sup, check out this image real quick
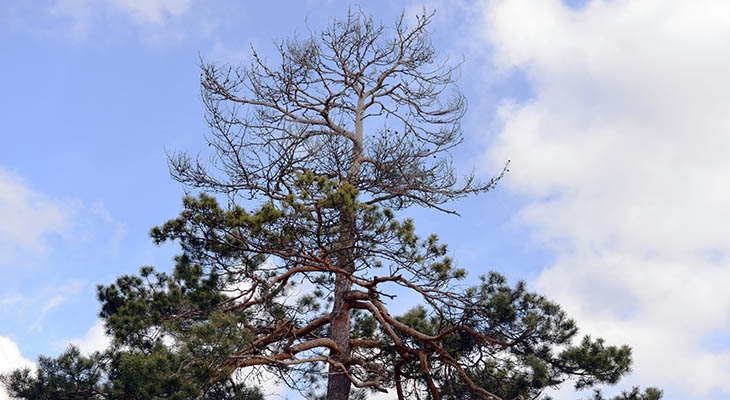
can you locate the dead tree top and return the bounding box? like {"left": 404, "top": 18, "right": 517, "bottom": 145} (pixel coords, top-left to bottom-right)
{"left": 170, "top": 9, "right": 505, "bottom": 214}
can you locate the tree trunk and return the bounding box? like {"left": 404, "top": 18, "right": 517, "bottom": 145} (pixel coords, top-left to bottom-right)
{"left": 326, "top": 92, "right": 365, "bottom": 400}
{"left": 327, "top": 210, "right": 356, "bottom": 400}
{"left": 327, "top": 269, "right": 353, "bottom": 399}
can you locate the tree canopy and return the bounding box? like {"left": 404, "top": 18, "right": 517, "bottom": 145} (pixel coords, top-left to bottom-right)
{"left": 2, "top": 9, "right": 660, "bottom": 400}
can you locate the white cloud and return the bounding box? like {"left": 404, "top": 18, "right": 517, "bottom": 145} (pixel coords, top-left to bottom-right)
{"left": 0, "top": 336, "right": 34, "bottom": 400}
{"left": 54, "top": 0, "right": 192, "bottom": 26}
{"left": 208, "top": 41, "right": 249, "bottom": 65}
{"left": 481, "top": 0, "right": 730, "bottom": 397}
{"left": 31, "top": 295, "right": 70, "bottom": 333}
{"left": 86, "top": 202, "right": 128, "bottom": 255}
{"left": 45, "top": 0, "right": 197, "bottom": 42}
{"left": 0, "top": 294, "right": 23, "bottom": 311}
{"left": 233, "top": 366, "right": 288, "bottom": 398}
{"left": 0, "top": 169, "right": 127, "bottom": 267}
{"left": 67, "top": 320, "right": 111, "bottom": 355}
{"left": 367, "top": 390, "right": 397, "bottom": 400}
{"left": 0, "top": 169, "right": 74, "bottom": 261}
{"left": 106, "top": 0, "right": 192, "bottom": 24}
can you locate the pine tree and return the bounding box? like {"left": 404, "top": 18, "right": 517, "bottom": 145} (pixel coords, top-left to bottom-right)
{"left": 2, "top": 9, "right": 660, "bottom": 400}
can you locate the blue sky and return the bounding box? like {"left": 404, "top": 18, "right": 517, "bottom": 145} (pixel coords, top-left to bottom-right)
{"left": 2, "top": 1, "right": 729, "bottom": 399}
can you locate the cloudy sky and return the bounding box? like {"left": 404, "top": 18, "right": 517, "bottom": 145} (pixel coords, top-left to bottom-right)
{"left": 2, "top": 1, "right": 729, "bottom": 399}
